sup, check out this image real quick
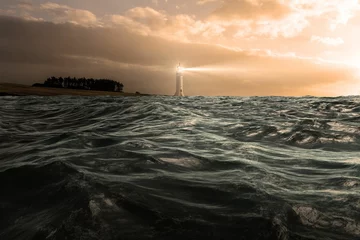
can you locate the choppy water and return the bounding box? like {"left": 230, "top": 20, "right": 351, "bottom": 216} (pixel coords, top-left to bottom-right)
{"left": 0, "top": 96, "right": 360, "bottom": 240}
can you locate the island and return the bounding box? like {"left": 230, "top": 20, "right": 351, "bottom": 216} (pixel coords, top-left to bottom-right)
{"left": 0, "top": 77, "right": 148, "bottom": 97}
{"left": 35, "top": 77, "right": 125, "bottom": 92}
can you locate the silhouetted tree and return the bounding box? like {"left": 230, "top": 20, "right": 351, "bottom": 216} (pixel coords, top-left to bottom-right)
{"left": 42, "top": 76, "right": 124, "bottom": 92}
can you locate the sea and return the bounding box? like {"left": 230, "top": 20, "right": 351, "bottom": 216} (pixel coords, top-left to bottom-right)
{"left": 0, "top": 95, "right": 359, "bottom": 240}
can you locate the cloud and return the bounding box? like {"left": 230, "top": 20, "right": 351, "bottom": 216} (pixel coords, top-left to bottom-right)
{"left": 232, "top": 12, "right": 309, "bottom": 38}
{"left": 104, "top": 14, "right": 150, "bottom": 35}
{"left": 125, "top": 7, "right": 167, "bottom": 30}
{"left": 198, "top": 0, "right": 309, "bottom": 39}
{"left": 0, "top": 1, "right": 41, "bottom": 21}
{"left": 0, "top": 9, "right": 16, "bottom": 16}
{"left": 0, "top": 16, "right": 357, "bottom": 96}
{"left": 107, "top": 7, "right": 226, "bottom": 42}
{"left": 205, "top": 0, "right": 360, "bottom": 38}
{"left": 197, "top": 0, "right": 220, "bottom": 5}
{"left": 311, "top": 36, "right": 344, "bottom": 46}
{"left": 40, "top": 2, "right": 97, "bottom": 26}
{"left": 0, "top": 2, "right": 358, "bottom": 95}
{"left": 290, "top": 0, "right": 360, "bottom": 30}
{"left": 16, "top": 1, "right": 34, "bottom": 11}
{"left": 210, "top": 0, "right": 290, "bottom": 20}
{"left": 1, "top": 1, "right": 359, "bottom": 42}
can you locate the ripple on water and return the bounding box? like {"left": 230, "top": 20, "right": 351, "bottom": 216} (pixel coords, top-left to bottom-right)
{"left": 0, "top": 95, "right": 360, "bottom": 240}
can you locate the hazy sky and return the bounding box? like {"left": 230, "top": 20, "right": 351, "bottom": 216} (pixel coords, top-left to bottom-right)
{"left": 1, "top": 0, "right": 360, "bottom": 96}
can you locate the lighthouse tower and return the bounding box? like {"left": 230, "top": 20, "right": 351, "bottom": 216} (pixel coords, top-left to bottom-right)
{"left": 174, "top": 63, "right": 184, "bottom": 96}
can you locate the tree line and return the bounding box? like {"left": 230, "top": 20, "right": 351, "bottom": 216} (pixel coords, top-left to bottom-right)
{"left": 33, "top": 77, "right": 124, "bottom": 92}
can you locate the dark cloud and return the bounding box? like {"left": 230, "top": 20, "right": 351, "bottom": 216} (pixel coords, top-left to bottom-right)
{"left": 0, "top": 16, "right": 249, "bottom": 66}
{"left": 0, "top": 16, "right": 355, "bottom": 96}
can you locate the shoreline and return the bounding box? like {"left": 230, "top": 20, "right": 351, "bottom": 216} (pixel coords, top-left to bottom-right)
{"left": 0, "top": 83, "right": 150, "bottom": 97}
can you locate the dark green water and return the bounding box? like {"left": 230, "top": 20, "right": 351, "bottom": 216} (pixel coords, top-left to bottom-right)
{"left": 0, "top": 96, "right": 359, "bottom": 240}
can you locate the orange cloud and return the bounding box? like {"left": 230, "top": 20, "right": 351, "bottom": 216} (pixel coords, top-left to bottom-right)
{"left": 1, "top": 16, "right": 358, "bottom": 96}
{"left": 210, "top": 0, "right": 290, "bottom": 20}
{"left": 197, "top": 0, "right": 216, "bottom": 5}
{"left": 2, "top": 1, "right": 359, "bottom": 42}
{"left": 107, "top": 8, "right": 226, "bottom": 43}
{"left": 0, "top": 1, "right": 360, "bottom": 96}
{"left": 311, "top": 36, "right": 344, "bottom": 46}
{"left": 203, "top": 0, "right": 360, "bottom": 38}
{"left": 40, "top": 2, "right": 97, "bottom": 26}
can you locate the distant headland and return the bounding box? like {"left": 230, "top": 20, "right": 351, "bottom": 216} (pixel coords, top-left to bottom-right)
{"left": 0, "top": 77, "right": 148, "bottom": 97}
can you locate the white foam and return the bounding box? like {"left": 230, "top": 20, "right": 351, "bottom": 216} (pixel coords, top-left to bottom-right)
{"left": 89, "top": 200, "right": 101, "bottom": 217}
{"left": 160, "top": 157, "right": 201, "bottom": 168}
{"left": 293, "top": 206, "right": 319, "bottom": 225}
{"left": 293, "top": 205, "right": 360, "bottom": 236}
{"left": 343, "top": 158, "right": 360, "bottom": 165}
{"left": 89, "top": 194, "right": 119, "bottom": 218}
{"left": 104, "top": 198, "right": 114, "bottom": 207}
{"left": 344, "top": 181, "right": 358, "bottom": 187}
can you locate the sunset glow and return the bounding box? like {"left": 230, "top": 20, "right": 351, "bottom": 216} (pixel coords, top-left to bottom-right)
{"left": 1, "top": 0, "right": 360, "bottom": 96}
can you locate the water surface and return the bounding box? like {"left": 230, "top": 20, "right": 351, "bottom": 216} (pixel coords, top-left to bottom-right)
{"left": 0, "top": 96, "right": 360, "bottom": 240}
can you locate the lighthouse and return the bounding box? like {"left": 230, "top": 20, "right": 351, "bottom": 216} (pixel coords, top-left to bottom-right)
{"left": 174, "top": 63, "right": 184, "bottom": 96}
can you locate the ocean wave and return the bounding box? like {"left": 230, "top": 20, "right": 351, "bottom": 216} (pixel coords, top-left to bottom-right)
{"left": 1, "top": 96, "right": 360, "bottom": 239}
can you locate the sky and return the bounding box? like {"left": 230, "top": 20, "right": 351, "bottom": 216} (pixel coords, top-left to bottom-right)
{"left": 1, "top": 0, "right": 360, "bottom": 96}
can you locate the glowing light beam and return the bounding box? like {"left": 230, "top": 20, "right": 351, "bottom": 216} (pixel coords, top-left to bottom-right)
{"left": 182, "top": 66, "right": 248, "bottom": 73}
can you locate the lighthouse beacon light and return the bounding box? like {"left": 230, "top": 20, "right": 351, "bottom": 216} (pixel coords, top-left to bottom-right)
{"left": 174, "top": 63, "right": 185, "bottom": 96}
